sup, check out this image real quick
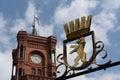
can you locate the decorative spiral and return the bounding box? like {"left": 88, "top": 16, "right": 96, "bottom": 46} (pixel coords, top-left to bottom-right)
{"left": 95, "top": 41, "right": 104, "bottom": 54}
{"left": 56, "top": 41, "right": 111, "bottom": 78}
{"left": 57, "top": 54, "right": 64, "bottom": 63}
{"left": 94, "top": 41, "right": 111, "bottom": 66}
{"left": 57, "top": 54, "right": 68, "bottom": 77}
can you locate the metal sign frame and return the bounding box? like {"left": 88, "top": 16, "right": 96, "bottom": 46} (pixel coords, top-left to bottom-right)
{"left": 56, "top": 15, "right": 120, "bottom": 80}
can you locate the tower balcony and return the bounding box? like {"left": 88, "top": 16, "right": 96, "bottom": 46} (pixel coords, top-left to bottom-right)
{"left": 11, "top": 74, "right": 56, "bottom": 80}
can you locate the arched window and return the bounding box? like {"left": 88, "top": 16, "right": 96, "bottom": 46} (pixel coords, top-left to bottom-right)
{"left": 13, "top": 66, "right": 16, "bottom": 76}
{"left": 20, "top": 45, "right": 24, "bottom": 58}
{"left": 19, "top": 68, "right": 24, "bottom": 76}
{"left": 52, "top": 53, "right": 55, "bottom": 63}
{"left": 38, "top": 69, "right": 41, "bottom": 76}
{"left": 53, "top": 72, "right": 56, "bottom": 77}
{"left": 51, "top": 50, "right": 56, "bottom": 63}
{"left": 31, "top": 68, "right": 35, "bottom": 75}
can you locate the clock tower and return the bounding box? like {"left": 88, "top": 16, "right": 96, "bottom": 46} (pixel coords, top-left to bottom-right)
{"left": 11, "top": 26, "right": 57, "bottom": 80}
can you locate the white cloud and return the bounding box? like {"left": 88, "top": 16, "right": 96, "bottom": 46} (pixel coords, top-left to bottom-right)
{"left": 0, "top": 13, "right": 7, "bottom": 40}
{"left": 0, "top": 12, "right": 13, "bottom": 80}
{"left": 0, "top": 13, "right": 7, "bottom": 29}
{"left": 0, "top": 13, "right": 12, "bottom": 49}
{"left": 36, "top": 23, "right": 54, "bottom": 37}
{"left": 25, "top": 1, "right": 35, "bottom": 24}
{"left": 10, "top": 1, "right": 36, "bottom": 34}
{"left": 54, "top": 0, "right": 98, "bottom": 25}
{"left": 0, "top": 51, "right": 12, "bottom": 80}
{"left": 11, "top": 19, "right": 27, "bottom": 33}
{"left": 91, "top": 2, "right": 118, "bottom": 45}
{"left": 102, "top": 0, "right": 120, "bottom": 10}
{"left": 66, "top": 71, "right": 120, "bottom": 80}
{"left": 53, "top": 0, "right": 119, "bottom": 45}
{"left": 43, "top": 0, "right": 49, "bottom": 5}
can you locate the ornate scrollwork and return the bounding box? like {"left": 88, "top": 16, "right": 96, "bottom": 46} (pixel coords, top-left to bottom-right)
{"left": 93, "top": 41, "right": 111, "bottom": 66}
{"left": 57, "top": 35, "right": 111, "bottom": 78}
{"left": 56, "top": 15, "right": 111, "bottom": 78}
{"left": 57, "top": 53, "right": 75, "bottom": 77}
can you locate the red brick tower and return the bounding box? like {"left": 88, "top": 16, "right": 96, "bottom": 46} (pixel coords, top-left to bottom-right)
{"left": 11, "top": 26, "right": 57, "bottom": 80}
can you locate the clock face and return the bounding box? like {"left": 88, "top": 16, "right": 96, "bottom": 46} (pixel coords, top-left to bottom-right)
{"left": 31, "top": 54, "right": 42, "bottom": 64}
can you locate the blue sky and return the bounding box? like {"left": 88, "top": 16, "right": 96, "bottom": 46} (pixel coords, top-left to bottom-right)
{"left": 0, "top": 0, "right": 120, "bottom": 80}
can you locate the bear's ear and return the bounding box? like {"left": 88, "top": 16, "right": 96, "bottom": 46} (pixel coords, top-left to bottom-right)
{"left": 76, "top": 39, "right": 80, "bottom": 43}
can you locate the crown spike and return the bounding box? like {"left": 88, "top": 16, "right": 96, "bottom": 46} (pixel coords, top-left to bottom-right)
{"left": 63, "top": 15, "right": 92, "bottom": 40}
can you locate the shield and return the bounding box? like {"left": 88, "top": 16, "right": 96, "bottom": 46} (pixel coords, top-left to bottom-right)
{"left": 63, "top": 31, "right": 97, "bottom": 70}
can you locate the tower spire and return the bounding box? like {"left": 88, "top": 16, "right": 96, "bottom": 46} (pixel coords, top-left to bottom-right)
{"left": 31, "top": 12, "right": 39, "bottom": 35}
{"left": 32, "top": 25, "right": 37, "bottom": 35}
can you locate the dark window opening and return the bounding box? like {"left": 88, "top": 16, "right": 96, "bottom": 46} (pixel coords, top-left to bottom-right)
{"left": 31, "top": 68, "right": 35, "bottom": 75}
{"left": 20, "top": 45, "right": 24, "bottom": 58}
{"left": 53, "top": 72, "right": 56, "bottom": 77}
{"left": 48, "top": 73, "right": 52, "bottom": 77}
{"left": 50, "top": 50, "right": 56, "bottom": 64}
{"left": 19, "top": 68, "right": 24, "bottom": 76}
{"left": 38, "top": 69, "right": 41, "bottom": 76}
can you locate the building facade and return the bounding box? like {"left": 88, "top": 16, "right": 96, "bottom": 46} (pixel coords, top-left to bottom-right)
{"left": 11, "top": 29, "right": 57, "bottom": 80}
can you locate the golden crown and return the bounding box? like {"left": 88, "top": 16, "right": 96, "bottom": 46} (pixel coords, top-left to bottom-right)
{"left": 64, "top": 15, "right": 92, "bottom": 40}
